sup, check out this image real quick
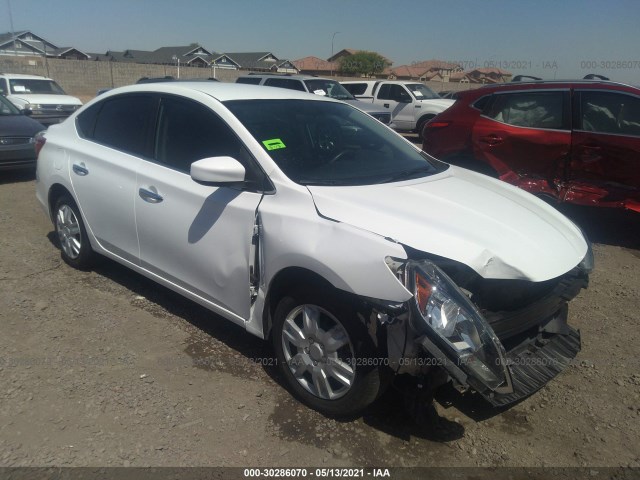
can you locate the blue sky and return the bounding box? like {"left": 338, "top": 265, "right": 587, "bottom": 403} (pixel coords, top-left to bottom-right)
{"left": 5, "top": 0, "right": 640, "bottom": 82}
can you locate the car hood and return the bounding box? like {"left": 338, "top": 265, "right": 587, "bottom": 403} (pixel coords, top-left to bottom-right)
{"left": 415, "top": 98, "right": 455, "bottom": 109}
{"left": 7, "top": 94, "right": 82, "bottom": 106}
{"left": 307, "top": 167, "right": 588, "bottom": 282}
{"left": 0, "top": 114, "right": 45, "bottom": 136}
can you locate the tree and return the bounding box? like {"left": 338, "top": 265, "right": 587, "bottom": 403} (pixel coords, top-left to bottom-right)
{"left": 338, "top": 51, "right": 389, "bottom": 77}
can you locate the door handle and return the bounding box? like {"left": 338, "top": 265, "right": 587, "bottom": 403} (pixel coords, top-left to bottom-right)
{"left": 72, "top": 163, "right": 89, "bottom": 176}
{"left": 581, "top": 144, "right": 601, "bottom": 150}
{"left": 138, "top": 187, "right": 163, "bottom": 204}
{"left": 383, "top": 103, "right": 390, "bottom": 108}
{"left": 479, "top": 134, "right": 504, "bottom": 146}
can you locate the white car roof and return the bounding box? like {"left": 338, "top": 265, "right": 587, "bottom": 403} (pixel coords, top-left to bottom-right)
{"left": 102, "top": 82, "right": 341, "bottom": 103}
{"left": 0, "top": 73, "right": 53, "bottom": 80}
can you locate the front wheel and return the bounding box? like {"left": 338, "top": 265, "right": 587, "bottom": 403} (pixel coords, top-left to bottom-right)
{"left": 272, "top": 291, "right": 389, "bottom": 417}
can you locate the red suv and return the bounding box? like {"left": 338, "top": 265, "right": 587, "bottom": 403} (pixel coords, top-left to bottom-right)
{"left": 422, "top": 80, "right": 640, "bottom": 212}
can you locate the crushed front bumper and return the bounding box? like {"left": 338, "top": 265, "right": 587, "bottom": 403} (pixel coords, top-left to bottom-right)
{"left": 391, "top": 258, "right": 588, "bottom": 408}
{"left": 488, "top": 324, "right": 580, "bottom": 407}
{"left": 413, "top": 308, "right": 581, "bottom": 407}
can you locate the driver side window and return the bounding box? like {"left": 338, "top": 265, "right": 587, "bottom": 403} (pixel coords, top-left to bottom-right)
{"left": 154, "top": 96, "right": 263, "bottom": 183}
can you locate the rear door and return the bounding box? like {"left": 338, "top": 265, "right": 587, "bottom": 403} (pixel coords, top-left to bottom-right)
{"left": 471, "top": 90, "right": 570, "bottom": 195}
{"left": 570, "top": 89, "right": 640, "bottom": 209}
{"left": 70, "top": 94, "right": 158, "bottom": 263}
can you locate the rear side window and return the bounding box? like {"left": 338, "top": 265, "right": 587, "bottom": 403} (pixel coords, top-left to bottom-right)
{"left": 342, "top": 83, "right": 367, "bottom": 95}
{"left": 472, "top": 95, "right": 492, "bottom": 111}
{"left": 483, "top": 91, "right": 566, "bottom": 129}
{"left": 579, "top": 91, "right": 640, "bottom": 136}
{"left": 236, "top": 77, "right": 262, "bottom": 85}
{"left": 264, "top": 78, "right": 306, "bottom": 92}
{"left": 92, "top": 95, "right": 158, "bottom": 156}
{"left": 76, "top": 103, "right": 101, "bottom": 138}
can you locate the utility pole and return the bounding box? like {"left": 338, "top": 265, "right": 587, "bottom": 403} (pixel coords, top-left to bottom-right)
{"left": 7, "top": 0, "right": 17, "bottom": 56}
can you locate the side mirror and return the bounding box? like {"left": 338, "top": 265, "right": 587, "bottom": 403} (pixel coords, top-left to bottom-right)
{"left": 22, "top": 109, "right": 33, "bottom": 116}
{"left": 190, "top": 156, "right": 245, "bottom": 184}
{"left": 398, "top": 93, "right": 412, "bottom": 103}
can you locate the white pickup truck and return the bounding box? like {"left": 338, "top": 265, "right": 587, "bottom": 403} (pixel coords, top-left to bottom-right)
{"left": 341, "top": 80, "right": 454, "bottom": 137}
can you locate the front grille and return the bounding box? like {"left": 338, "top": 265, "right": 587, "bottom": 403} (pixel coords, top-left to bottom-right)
{"left": 481, "top": 267, "right": 588, "bottom": 340}
{"left": 32, "top": 105, "right": 78, "bottom": 116}
{"left": 0, "top": 137, "right": 32, "bottom": 146}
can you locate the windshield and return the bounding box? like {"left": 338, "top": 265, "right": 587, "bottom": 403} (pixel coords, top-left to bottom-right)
{"left": 304, "top": 79, "right": 354, "bottom": 100}
{"left": 9, "top": 79, "right": 66, "bottom": 95}
{"left": 406, "top": 83, "right": 440, "bottom": 100}
{"left": 0, "top": 95, "right": 20, "bottom": 115}
{"left": 225, "top": 99, "right": 447, "bottom": 186}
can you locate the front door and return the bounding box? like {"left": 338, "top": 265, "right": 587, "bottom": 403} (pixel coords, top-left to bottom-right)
{"left": 135, "top": 95, "right": 264, "bottom": 321}
{"left": 377, "top": 84, "right": 414, "bottom": 130}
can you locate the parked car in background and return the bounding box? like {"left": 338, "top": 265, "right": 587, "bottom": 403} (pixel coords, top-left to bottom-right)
{"left": 422, "top": 79, "right": 640, "bottom": 212}
{"left": 0, "top": 94, "right": 45, "bottom": 170}
{"left": 0, "top": 74, "right": 82, "bottom": 126}
{"left": 36, "top": 82, "right": 592, "bottom": 417}
{"left": 236, "top": 73, "right": 392, "bottom": 125}
{"left": 136, "top": 76, "right": 220, "bottom": 84}
{"left": 340, "top": 80, "right": 454, "bottom": 138}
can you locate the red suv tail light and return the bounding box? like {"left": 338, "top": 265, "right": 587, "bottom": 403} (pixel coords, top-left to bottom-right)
{"left": 34, "top": 132, "right": 46, "bottom": 157}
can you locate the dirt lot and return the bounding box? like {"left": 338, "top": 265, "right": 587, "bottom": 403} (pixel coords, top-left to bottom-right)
{"left": 0, "top": 169, "right": 639, "bottom": 469}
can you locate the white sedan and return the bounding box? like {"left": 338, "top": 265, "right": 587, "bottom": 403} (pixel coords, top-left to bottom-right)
{"left": 35, "top": 82, "right": 592, "bottom": 417}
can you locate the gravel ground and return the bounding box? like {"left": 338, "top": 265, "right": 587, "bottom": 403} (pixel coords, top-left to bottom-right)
{"left": 0, "top": 170, "right": 639, "bottom": 468}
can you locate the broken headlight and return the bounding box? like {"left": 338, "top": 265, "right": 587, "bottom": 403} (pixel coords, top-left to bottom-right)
{"left": 407, "top": 261, "right": 511, "bottom": 392}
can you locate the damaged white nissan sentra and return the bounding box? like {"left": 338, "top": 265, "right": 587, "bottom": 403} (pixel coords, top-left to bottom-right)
{"left": 35, "top": 82, "right": 592, "bottom": 417}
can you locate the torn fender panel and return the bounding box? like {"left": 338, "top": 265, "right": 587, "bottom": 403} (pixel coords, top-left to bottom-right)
{"left": 308, "top": 167, "right": 588, "bottom": 282}
{"left": 245, "top": 187, "right": 412, "bottom": 338}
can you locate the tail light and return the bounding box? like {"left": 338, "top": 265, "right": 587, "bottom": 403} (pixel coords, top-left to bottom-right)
{"left": 34, "top": 131, "right": 46, "bottom": 157}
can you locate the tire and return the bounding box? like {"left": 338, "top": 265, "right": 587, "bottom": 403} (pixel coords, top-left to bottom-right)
{"left": 416, "top": 115, "right": 435, "bottom": 141}
{"left": 53, "top": 194, "right": 95, "bottom": 269}
{"left": 272, "top": 290, "right": 389, "bottom": 417}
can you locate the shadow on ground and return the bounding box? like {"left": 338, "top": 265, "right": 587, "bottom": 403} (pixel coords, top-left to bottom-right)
{"left": 0, "top": 169, "right": 35, "bottom": 185}
{"left": 47, "top": 232, "right": 475, "bottom": 445}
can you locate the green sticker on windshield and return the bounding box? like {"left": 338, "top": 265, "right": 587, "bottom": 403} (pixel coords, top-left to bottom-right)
{"left": 262, "top": 138, "right": 286, "bottom": 151}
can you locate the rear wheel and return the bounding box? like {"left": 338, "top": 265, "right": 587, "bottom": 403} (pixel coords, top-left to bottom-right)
{"left": 417, "top": 115, "right": 436, "bottom": 141}
{"left": 272, "top": 290, "right": 389, "bottom": 417}
{"left": 54, "top": 194, "right": 95, "bottom": 269}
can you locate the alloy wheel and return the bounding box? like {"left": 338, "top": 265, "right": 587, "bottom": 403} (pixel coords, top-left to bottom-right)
{"left": 281, "top": 304, "right": 356, "bottom": 400}
{"left": 56, "top": 204, "right": 82, "bottom": 260}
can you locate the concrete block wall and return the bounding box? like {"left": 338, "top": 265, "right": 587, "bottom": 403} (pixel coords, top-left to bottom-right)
{"left": 1, "top": 55, "right": 478, "bottom": 103}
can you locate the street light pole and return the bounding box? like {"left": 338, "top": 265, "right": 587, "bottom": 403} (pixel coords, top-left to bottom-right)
{"left": 331, "top": 31, "right": 340, "bottom": 77}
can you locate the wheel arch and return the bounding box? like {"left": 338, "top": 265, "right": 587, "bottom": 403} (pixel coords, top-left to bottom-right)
{"left": 417, "top": 113, "right": 437, "bottom": 138}
{"left": 262, "top": 266, "right": 342, "bottom": 340}
{"left": 47, "top": 183, "right": 74, "bottom": 223}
